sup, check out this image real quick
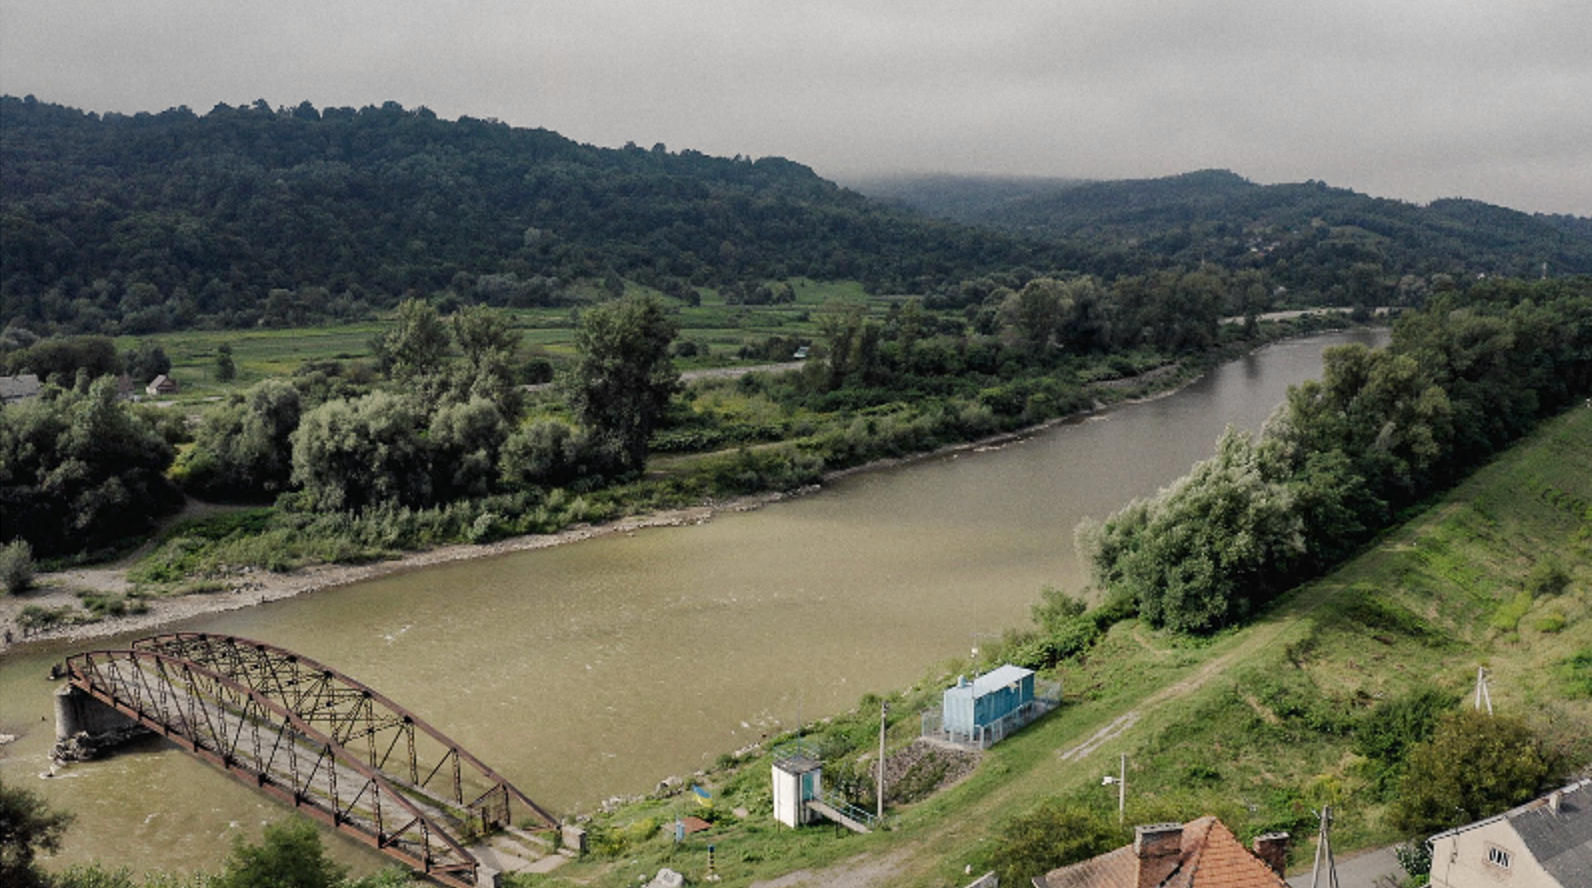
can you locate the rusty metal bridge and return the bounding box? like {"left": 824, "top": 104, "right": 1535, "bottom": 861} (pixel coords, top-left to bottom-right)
{"left": 63, "top": 633, "right": 557, "bottom": 886}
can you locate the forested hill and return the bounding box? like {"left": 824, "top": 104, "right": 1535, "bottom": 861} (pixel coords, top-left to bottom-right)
{"left": 859, "top": 169, "right": 1592, "bottom": 287}
{"left": 0, "top": 96, "right": 1103, "bottom": 333}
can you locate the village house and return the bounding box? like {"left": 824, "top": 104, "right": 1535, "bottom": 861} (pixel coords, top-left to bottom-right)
{"left": 1427, "top": 778, "right": 1592, "bottom": 888}
{"left": 1033, "top": 817, "right": 1289, "bottom": 888}
{"left": 145, "top": 373, "right": 179, "bottom": 396}
{"left": 0, "top": 373, "right": 42, "bottom": 404}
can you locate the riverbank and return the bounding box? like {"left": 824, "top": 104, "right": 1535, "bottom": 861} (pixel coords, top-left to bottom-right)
{"left": 0, "top": 317, "right": 1354, "bottom": 655}
{"left": 0, "top": 413, "right": 1081, "bottom": 654}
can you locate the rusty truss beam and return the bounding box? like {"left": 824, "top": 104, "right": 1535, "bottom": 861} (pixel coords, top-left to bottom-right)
{"left": 66, "top": 633, "right": 556, "bottom": 887}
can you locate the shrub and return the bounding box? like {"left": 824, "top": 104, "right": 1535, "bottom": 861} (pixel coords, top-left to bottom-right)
{"left": 1389, "top": 710, "right": 1555, "bottom": 833}
{"left": 1490, "top": 590, "right": 1533, "bottom": 632}
{"left": 0, "top": 538, "right": 35, "bottom": 594}
{"left": 1527, "top": 557, "right": 1572, "bottom": 598}
{"left": 981, "top": 800, "right": 1124, "bottom": 886}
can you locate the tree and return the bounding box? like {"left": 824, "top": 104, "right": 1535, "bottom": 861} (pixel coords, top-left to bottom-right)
{"left": 1089, "top": 429, "right": 1306, "bottom": 633}
{"left": 448, "top": 304, "right": 522, "bottom": 416}
{"left": 290, "top": 391, "right": 430, "bottom": 511}
{"left": 499, "top": 418, "right": 591, "bottom": 489}
{"left": 560, "top": 293, "right": 679, "bottom": 471}
{"left": 0, "top": 539, "right": 34, "bottom": 595}
{"left": 427, "top": 396, "right": 508, "bottom": 500}
{"left": 982, "top": 800, "right": 1123, "bottom": 886}
{"left": 215, "top": 342, "right": 236, "bottom": 382}
{"left": 122, "top": 341, "right": 171, "bottom": 383}
{"left": 177, "top": 379, "right": 302, "bottom": 500}
{"left": 0, "top": 376, "right": 182, "bottom": 556}
{"left": 1389, "top": 710, "right": 1555, "bottom": 834}
{"left": 373, "top": 298, "right": 448, "bottom": 381}
{"left": 213, "top": 817, "right": 347, "bottom": 888}
{"left": 1, "top": 776, "right": 74, "bottom": 888}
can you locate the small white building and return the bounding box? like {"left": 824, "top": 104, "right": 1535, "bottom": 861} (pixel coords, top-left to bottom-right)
{"left": 771, "top": 742, "right": 822, "bottom": 828}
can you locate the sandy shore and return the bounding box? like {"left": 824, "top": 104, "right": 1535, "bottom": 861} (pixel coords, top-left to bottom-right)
{"left": 0, "top": 495, "right": 786, "bottom": 655}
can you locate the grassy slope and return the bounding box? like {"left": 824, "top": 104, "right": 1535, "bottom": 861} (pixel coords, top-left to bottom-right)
{"left": 541, "top": 405, "right": 1592, "bottom": 887}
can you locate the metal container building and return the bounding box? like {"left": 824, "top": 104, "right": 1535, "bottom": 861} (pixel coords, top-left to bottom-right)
{"left": 941, "top": 664, "right": 1037, "bottom": 747}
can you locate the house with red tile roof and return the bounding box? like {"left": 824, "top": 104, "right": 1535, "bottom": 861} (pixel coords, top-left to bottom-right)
{"left": 1033, "top": 817, "right": 1290, "bottom": 888}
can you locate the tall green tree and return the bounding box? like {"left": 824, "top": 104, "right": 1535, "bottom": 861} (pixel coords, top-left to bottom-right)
{"left": 215, "top": 342, "right": 236, "bottom": 382}
{"left": 290, "top": 391, "right": 430, "bottom": 511}
{"left": 372, "top": 298, "right": 448, "bottom": 381}
{"left": 0, "top": 376, "right": 181, "bottom": 555}
{"left": 560, "top": 293, "right": 679, "bottom": 471}
{"left": 213, "top": 818, "right": 347, "bottom": 888}
{"left": 448, "top": 304, "right": 522, "bottom": 416}
{"left": 1089, "top": 429, "right": 1305, "bottom": 633}
{"left": 176, "top": 379, "right": 302, "bottom": 500}
{"left": 1, "top": 777, "right": 74, "bottom": 888}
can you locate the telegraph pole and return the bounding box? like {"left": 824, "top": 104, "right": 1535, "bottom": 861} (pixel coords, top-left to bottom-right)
{"left": 1311, "top": 806, "right": 1339, "bottom": 888}
{"left": 877, "top": 699, "right": 888, "bottom": 821}
{"left": 1102, "top": 753, "right": 1126, "bottom": 824}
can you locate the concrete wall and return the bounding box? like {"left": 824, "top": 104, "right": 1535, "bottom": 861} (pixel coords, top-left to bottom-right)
{"left": 54, "top": 684, "right": 137, "bottom": 740}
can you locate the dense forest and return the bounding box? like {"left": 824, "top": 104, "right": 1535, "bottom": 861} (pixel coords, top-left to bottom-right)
{"left": 858, "top": 169, "right": 1592, "bottom": 294}
{"left": 0, "top": 96, "right": 1104, "bottom": 333}
{"left": 7, "top": 96, "right": 1591, "bottom": 338}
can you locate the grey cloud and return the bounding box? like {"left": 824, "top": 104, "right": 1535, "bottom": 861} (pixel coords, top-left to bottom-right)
{"left": 1, "top": 0, "right": 1587, "bottom": 213}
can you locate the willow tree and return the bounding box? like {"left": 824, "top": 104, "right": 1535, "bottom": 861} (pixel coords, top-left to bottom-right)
{"left": 560, "top": 293, "right": 679, "bottom": 472}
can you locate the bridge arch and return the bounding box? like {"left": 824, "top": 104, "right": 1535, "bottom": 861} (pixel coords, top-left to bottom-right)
{"left": 65, "top": 633, "right": 556, "bottom": 886}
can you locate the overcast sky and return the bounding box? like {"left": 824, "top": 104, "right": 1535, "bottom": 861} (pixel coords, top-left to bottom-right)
{"left": 3, "top": 1, "right": 1589, "bottom": 215}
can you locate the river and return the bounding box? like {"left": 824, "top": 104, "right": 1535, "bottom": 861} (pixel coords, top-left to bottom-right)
{"left": 0, "top": 328, "right": 1387, "bottom": 876}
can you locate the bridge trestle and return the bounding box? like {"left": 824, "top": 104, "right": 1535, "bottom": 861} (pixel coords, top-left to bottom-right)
{"left": 66, "top": 633, "right": 556, "bottom": 887}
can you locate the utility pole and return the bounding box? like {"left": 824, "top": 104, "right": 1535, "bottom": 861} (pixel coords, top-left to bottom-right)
{"left": 1474, "top": 666, "right": 1493, "bottom": 715}
{"left": 1101, "top": 753, "right": 1125, "bottom": 824}
{"left": 877, "top": 699, "right": 888, "bottom": 822}
{"left": 1310, "top": 805, "right": 1339, "bottom": 888}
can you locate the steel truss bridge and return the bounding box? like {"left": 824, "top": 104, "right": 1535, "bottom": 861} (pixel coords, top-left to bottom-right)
{"left": 64, "top": 633, "right": 557, "bottom": 886}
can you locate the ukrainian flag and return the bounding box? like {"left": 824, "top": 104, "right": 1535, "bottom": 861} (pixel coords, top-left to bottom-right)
{"left": 692, "top": 785, "right": 713, "bottom": 807}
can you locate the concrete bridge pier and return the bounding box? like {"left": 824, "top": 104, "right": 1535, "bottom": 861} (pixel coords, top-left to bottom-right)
{"left": 53, "top": 684, "right": 145, "bottom": 760}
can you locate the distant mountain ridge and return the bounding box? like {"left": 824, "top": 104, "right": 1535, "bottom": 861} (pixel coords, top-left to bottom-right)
{"left": 4, "top": 94, "right": 1588, "bottom": 335}
{"left": 855, "top": 169, "right": 1592, "bottom": 283}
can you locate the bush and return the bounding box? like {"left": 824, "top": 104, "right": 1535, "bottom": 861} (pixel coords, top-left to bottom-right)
{"left": 981, "top": 800, "right": 1124, "bottom": 886}
{"left": 0, "top": 539, "right": 35, "bottom": 594}
{"left": 1527, "top": 557, "right": 1572, "bottom": 598}
{"left": 1389, "top": 710, "right": 1555, "bottom": 833}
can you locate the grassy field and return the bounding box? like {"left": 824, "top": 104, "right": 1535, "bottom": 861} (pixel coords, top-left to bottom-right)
{"left": 112, "top": 278, "right": 875, "bottom": 401}
{"left": 531, "top": 405, "right": 1592, "bottom": 887}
